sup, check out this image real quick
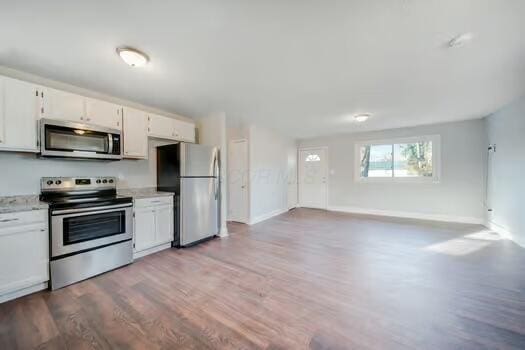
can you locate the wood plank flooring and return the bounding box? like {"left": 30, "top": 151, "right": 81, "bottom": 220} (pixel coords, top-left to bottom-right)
{"left": 1, "top": 208, "right": 525, "bottom": 349}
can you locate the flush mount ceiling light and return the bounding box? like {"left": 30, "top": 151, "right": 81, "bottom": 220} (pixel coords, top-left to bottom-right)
{"left": 448, "top": 33, "right": 474, "bottom": 48}
{"left": 116, "top": 47, "right": 149, "bottom": 67}
{"left": 354, "top": 114, "right": 371, "bottom": 122}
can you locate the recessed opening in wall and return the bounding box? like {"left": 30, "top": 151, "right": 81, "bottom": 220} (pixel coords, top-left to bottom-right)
{"left": 355, "top": 135, "right": 441, "bottom": 182}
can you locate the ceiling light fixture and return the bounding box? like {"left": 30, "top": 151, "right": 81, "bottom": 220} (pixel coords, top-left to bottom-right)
{"left": 354, "top": 114, "right": 370, "bottom": 122}
{"left": 448, "top": 33, "right": 474, "bottom": 48}
{"left": 116, "top": 47, "right": 149, "bottom": 67}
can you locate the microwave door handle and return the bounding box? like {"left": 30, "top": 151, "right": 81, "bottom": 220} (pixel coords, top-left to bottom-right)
{"left": 108, "top": 133, "right": 113, "bottom": 154}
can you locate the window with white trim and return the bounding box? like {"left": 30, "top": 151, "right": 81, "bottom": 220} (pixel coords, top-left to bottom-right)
{"left": 355, "top": 135, "right": 440, "bottom": 182}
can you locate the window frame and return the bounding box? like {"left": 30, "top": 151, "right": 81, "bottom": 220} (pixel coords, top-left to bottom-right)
{"left": 354, "top": 135, "right": 441, "bottom": 183}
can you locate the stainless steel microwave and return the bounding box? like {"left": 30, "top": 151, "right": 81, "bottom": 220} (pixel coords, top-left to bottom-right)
{"left": 40, "top": 119, "right": 122, "bottom": 160}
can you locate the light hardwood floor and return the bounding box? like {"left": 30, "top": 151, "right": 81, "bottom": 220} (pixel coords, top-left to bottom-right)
{"left": 1, "top": 208, "right": 524, "bottom": 349}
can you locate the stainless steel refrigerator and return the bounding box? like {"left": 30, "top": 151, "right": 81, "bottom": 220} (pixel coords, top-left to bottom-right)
{"left": 157, "top": 143, "right": 220, "bottom": 247}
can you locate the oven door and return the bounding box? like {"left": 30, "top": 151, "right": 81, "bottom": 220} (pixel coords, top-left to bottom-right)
{"left": 40, "top": 119, "right": 122, "bottom": 160}
{"left": 50, "top": 203, "right": 133, "bottom": 258}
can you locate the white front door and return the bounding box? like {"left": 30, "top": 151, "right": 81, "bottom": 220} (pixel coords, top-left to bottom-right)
{"left": 228, "top": 139, "right": 249, "bottom": 223}
{"left": 299, "top": 148, "right": 328, "bottom": 209}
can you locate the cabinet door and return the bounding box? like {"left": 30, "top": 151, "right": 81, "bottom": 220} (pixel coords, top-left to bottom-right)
{"left": 0, "top": 224, "right": 48, "bottom": 296}
{"left": 85, "top": 98, "right": 122, "bottom": 129}
{"left": 148, "top": 114, "right": 175, "bottom": 140}
{"left": 134, "top": 208, "right": 156, "bottom": 252}
{"left": 174, "top": 120, "right": 195, "bottom": 143}
{"left": 42, "top": 88, "right": 85, "bottom": 122}
{"left": 123, "top": 107, "right": 148, "bottom": 159}
{"left": 155, "top": 205, "right": 174, "bottom": 244}
{"left": 0, "top": 77, "right": 40, "bottom": 151}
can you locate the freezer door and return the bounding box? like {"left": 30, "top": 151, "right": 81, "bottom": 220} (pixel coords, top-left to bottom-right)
{"left": 180, "top": 143, "right": 219, "bottom": 177}
{"left": 180, "top": 177, "right": 219, "bottom": 245}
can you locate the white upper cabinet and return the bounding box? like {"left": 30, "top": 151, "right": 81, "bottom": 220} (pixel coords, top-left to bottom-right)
{"left": 174, "top": 119, "right": 196, "bottom": 143}
{"left": 41, "top": 88, "right": 86, "bottom": 123}
{"left": 147, "top": 114, "right": 175, "bottom": 139}
{"left": 85, "top": 98, "right": 122, "bottom": 130}
{"left": 123, "top": 107, "right": 148, "bottom": 159}
{"left": 0, "top": 76, "right": 41, "bottom": 152}
{"left": 0, "top": 74, "right": 196, "bottom": 154}
{"left": 148, "top": 113, "right": 195, "bottom": 142}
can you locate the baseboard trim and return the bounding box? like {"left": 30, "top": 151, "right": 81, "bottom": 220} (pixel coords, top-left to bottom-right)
{"left": 249, "top": 208, "right": 289, "bottom": 225}
{"left": 219, "top": 225, "right": 229, "bottom": 237}
{"left": 133, "top": 242, "right": 172, "bottom": 260}
{"left": 485, "top": 220, "right": 525, "bottom": 247}
{"left": 327, "top": 206, "right": 485, "bottom": 225}
{"left": 0, "top": 282, "right": 48, "bottom": 304}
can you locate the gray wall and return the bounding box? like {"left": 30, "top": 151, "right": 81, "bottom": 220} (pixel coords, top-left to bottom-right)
{"left": 298, "top": 119, "right": 487, "bottom": 222}
{"left": 0, "top": 139, "right": 173, "bottom": 196}
{"left": 249, "top": 125, "right": 296, "bottom": 223}
{"left": 486, "top": 96, "right": 525, "bottom": 246}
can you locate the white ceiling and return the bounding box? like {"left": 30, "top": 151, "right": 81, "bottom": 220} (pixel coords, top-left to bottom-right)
{"left": 1, "top": 0, "right": 524, "bottom": 138}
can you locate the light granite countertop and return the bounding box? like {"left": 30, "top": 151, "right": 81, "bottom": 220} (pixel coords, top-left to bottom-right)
{"left": 0, "top": 195, "right": 49, "bottom": 214}
{"left": 117, "top": 188, "right": 175, "bottom": 200}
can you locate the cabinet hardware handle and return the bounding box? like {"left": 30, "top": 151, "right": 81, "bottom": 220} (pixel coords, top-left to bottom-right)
{"left": 0, "top": 218, "right": 19, "bottom": 223}
{"left": 117, "top": 121, "right": 120, "bottom": 126}
{"left": 80, "top": 117, "right": 84, "bottom": 120}
{"left": 36, "top": 90, "right": 39, "bottom": 96}
{"left": 40, "top": 229, "right": 46, "bottom": 232}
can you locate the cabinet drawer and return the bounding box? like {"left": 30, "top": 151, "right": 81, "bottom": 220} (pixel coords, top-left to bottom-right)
{"left": 0, "top": 210, "right": 47, "bottom": 230}
{"left": 134, "top": 196, "right": 173, "bottom": 208}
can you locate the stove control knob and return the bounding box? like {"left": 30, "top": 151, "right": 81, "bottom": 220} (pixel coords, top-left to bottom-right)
{"left": 55, "top": 180, "right": 62, "bottom": 185}
{"left": 96, "top": 179, "right": 101, "bottom": 184}
{"left": 108, "top": 179, "right": 114, "bottom": 184}
{"left": 46, "top": 180, "right": 53, "bottom": 186}
{"left": 102, "top": 179, "right": 108, "bottom": 184}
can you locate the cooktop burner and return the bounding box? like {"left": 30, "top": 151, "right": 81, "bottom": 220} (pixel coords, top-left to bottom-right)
{"left": 40, "top": 176, "right": 132, "bottom": 209}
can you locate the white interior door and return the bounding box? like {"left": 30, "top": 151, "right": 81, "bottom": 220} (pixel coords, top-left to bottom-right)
{"left": 287, "top": 147, "right": 298, "bottom": 209}
{"left": 228, "top": 139, "right": 249, "bottom": 223}
{"left": 299, "top": 148, "right": 328, "bottom": 209}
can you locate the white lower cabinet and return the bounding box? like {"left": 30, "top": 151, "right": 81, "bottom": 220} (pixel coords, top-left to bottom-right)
{"left": 134, "top": 207, "right": 157, "bottom": 252}
{"left": 133, "top": 196, "right": 174, "bottom": 258}
{"left": 0, "top": 210, "right": 49, "bottom": 303}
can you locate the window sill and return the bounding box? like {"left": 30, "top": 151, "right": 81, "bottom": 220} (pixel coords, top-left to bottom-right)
{"left": 355, "top": 177, "right": 440, "bottom": 184}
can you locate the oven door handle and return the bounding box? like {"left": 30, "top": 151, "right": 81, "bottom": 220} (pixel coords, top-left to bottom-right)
{"left": 51, "top": 203, "right": 132, "bottom": 216}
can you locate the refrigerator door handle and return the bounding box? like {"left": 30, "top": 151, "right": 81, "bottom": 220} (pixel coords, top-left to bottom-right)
{"left": 213, "top": 151, "right": 220, "bottom": 200}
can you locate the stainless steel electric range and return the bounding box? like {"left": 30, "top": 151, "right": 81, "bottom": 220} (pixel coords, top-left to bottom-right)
{"left": 40, "top": 177, "right": 133, "bottom": 290}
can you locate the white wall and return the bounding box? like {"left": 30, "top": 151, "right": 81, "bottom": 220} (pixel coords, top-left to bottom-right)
{"left": 486, "top": 96, "right": 525, "bottom": 246}
{"left": 298, "top": 119, "right": 487, "bottom": 223}
{"left": 248, "top": 125, "right": 297, "bottom": 224}
{"left": 0, "top": 139, "right": 174, "bottom": 196}
{"left": 198, "top": 112, "right": 228, "bottom": 235}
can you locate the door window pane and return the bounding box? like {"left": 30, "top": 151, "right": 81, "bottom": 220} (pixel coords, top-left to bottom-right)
{"left": 305, "top": 154, "right": 321, "bottom": 162}
{"left": 360, "top": 144, "right": 392, "bottom": 177}
{"left": 394, "top": 142, "right": 433, "bottom": 177}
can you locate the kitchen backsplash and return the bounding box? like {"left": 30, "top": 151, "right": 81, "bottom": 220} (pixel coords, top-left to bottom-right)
{"left": 0, "top": 139, "right": 176, "bottom": 196}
